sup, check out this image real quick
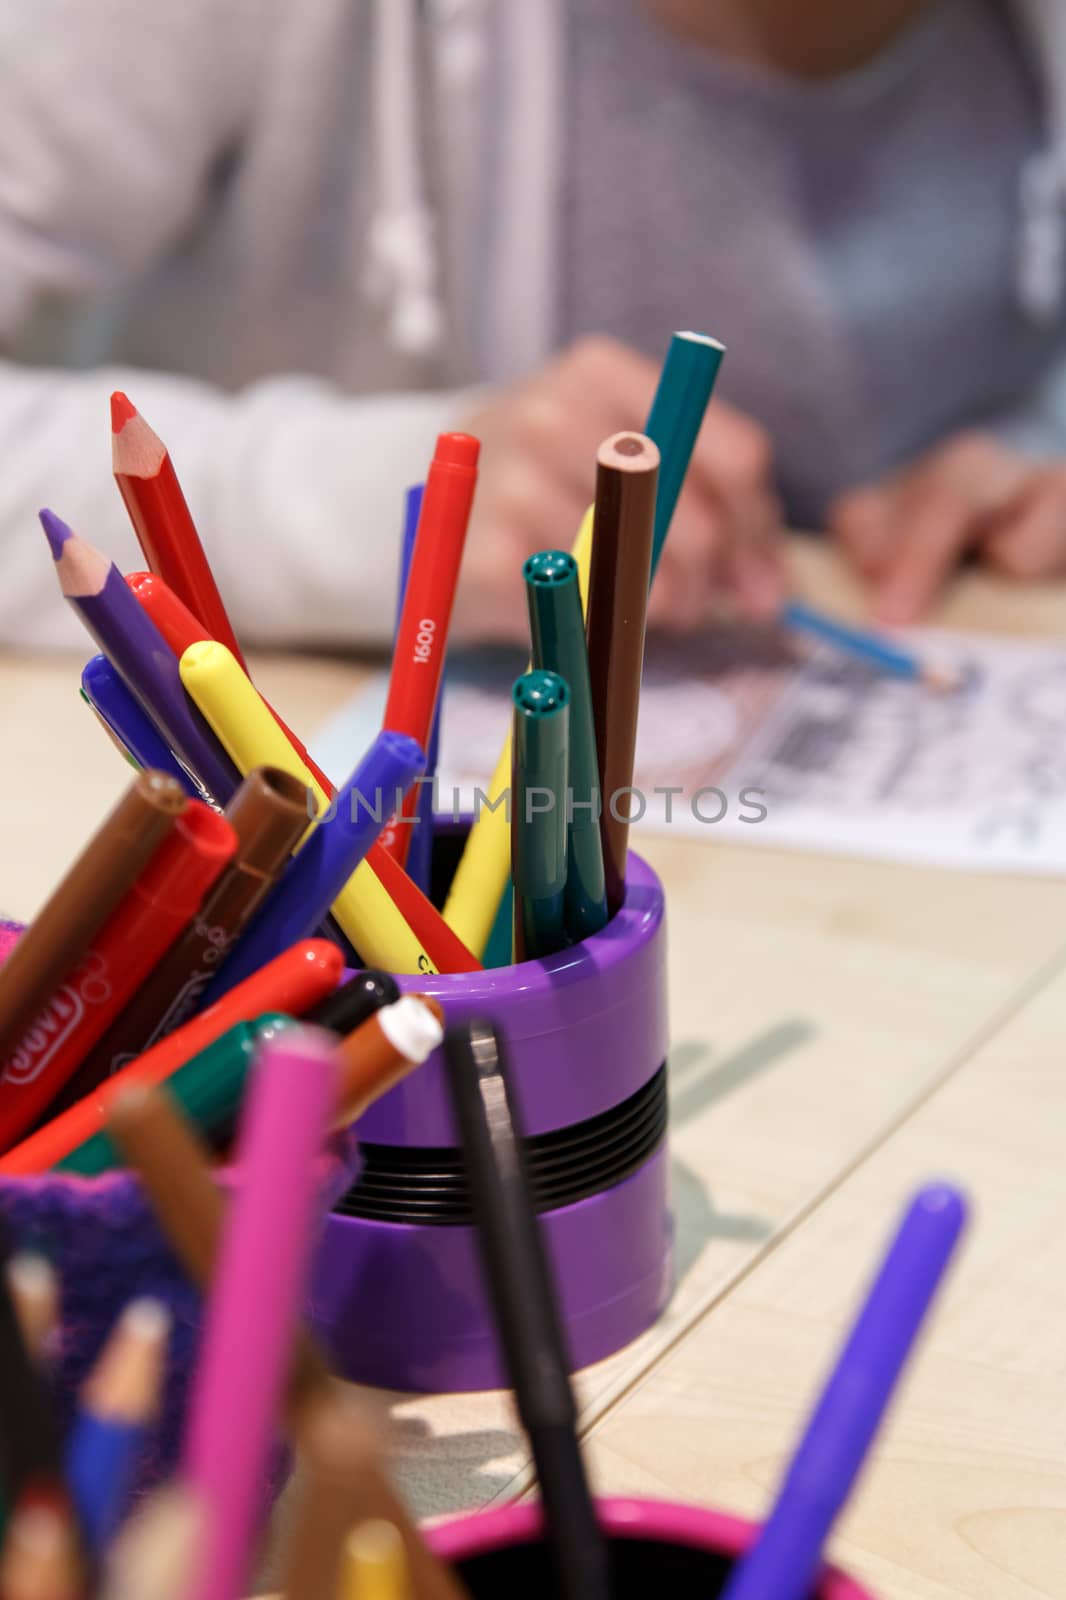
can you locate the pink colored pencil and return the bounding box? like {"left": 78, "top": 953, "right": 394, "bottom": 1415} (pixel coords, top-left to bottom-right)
{"left": 182, "top": 1026, "right": 339, "bottom": 1600}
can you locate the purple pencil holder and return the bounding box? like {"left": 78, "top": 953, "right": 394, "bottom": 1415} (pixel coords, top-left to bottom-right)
{"left": 427, "top": 1497, "right": 876, "bottom": 1598}
{"left": 310, "top": 821, "right": 672, "bottom": 1392}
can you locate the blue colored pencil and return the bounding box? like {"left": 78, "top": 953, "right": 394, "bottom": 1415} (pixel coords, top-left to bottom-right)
{"left": 782, "top": 601, "right": 961, "bottom": 692}
{"left": 721, "top": 1183, "right": 968, "bottom": 1600}
{"left": 65, "top": 1298, "right": 171, "bottom": 1551}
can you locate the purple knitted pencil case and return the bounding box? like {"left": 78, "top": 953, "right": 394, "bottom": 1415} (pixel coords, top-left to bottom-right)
{"left": 0, "top": 916, "right": 358, "bottom": 1493}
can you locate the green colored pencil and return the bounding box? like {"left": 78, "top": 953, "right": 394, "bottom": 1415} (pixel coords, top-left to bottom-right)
{"left": 524, "top": 551, "right": 607, "bottom": 942}
{"left": 645, "top": 330, "right": 726, "bottom": 578}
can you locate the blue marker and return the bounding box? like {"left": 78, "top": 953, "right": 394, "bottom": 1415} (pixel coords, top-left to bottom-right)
{"left": 721, "top": 1183, "right": 968, "bottom": 1600}
{"left": 203, "top": 728, "right": 425, "bottom": 1001}
{"left": 82, "top": 654, "right": 197, "bottom": 795}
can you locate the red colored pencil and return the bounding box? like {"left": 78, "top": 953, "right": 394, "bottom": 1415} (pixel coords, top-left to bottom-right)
{"left": 0, "top": 802, "right": 236, "bottom": 1151}
{"left": 0, "top": 941, "right": 345, "bottom": 1176}
{"left": 367, "top": 843, "right": 482, "bottom": 973}
{"left": 126, "top": 571, "right": 335, "bottom": 796}
{"left": 380, "top": 433, "right": 479, "bottom": 865}
{"left": 111, "top": 392, "right": 247, "bottom": 669}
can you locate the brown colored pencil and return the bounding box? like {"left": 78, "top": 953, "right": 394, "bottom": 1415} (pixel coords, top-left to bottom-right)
{"left": 105, "top": 1084, "right": 332, "bottom": 1425}
{"left": 585, "top": 432, "right": 659, "bottom": 915}
{"left": 81, "top": 1297, "right": 170, "bottom": 1425}
{"left": 0, "top": 771, "right": 187, "bottom": 1058}
{"left": 0, "top": 1496, "right": 83, "bottom": 1600}
{"left": 283, "top": 1386, "right": 467, "bottom": 1600}
{"left": 333, "top": 995, "right": 444, "bottom": 1129}
{"left": 73, "top": 767, "right": 311, "bottom": 1083}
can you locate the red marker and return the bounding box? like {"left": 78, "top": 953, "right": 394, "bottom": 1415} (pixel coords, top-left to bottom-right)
{"left": 0, "top": 940, "right": 345, "bottom": 1176}
{"left": 111, "top": 392, "right": 247, "bottom": 668}
{"left": 380, "top": 433, "right": 479, "bottom": 865}
{"left": 0, "top": 802, "right": 236, "bottom": 1151}
{"left": 126, "top": 570, "right": 336, "bottom": 797}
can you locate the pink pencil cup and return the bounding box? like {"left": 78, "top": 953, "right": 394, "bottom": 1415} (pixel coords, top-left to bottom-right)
{"left": 426, "top": 1497, "right": 877, "bottom": 1599}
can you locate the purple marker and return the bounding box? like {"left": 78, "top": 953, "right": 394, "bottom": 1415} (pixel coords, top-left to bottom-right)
{"left": 396, "top": 484, "right": 442, "bottom": 895}
{"left": 82, "top": 654, "right": 197, "bottom": 796}
{"left": 42, "top": 510, "right": 239, "bottom": 805}
{"left": 203, "top": 728, "right": 425, "bottom": 1001}
{"left": 721, "top": 1182, "right": 968, "bottom": 1600}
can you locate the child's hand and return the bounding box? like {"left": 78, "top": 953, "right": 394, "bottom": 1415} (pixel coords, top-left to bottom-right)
{"left": 450, "top": 336, "right": 787, "bottom": 645}
{"left": 829, "top": 432, "right": 1066, "bottom": 623}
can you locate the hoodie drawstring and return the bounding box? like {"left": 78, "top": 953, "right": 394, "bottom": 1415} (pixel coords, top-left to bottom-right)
{"left": 364, "top": 0, "right": 444, "bottom": 355}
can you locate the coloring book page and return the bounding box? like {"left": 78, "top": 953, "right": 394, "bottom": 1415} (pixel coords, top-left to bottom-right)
{"left": 313, "top": 627, "right": 1066, "bottom": 875}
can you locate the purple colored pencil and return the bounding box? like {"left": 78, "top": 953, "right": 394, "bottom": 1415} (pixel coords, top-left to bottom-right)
{"left": 183, "top": 1026, "right": 339, "bottom": 1600}
{"left": 396, "top": 484, "right": 442, "bottom": 895}
{"left": 41, "top": 510, "right": 239, "bottom": 805}
{"left": 721, "top": 1182, "right": 968, "bottom": 1600}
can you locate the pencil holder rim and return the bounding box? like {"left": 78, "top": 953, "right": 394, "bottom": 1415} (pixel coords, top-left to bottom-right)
{"left": 425, "top": 1495, "right": 875, "bottom": 1598}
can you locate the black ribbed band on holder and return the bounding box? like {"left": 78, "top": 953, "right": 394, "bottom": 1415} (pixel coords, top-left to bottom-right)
{"left": 334, "top": 1063, "right": 668, "bottom": 1226}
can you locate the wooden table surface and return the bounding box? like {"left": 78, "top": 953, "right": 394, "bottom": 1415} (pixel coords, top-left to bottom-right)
{"left": 0, "top": 543, "right": 1063, "bottom": 1596}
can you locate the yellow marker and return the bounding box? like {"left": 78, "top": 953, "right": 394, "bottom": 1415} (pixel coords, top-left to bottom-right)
{"left": 443, "top": 506, "right": 594, "bottom": 956}
{"left": 179, "top": 642, "right": 437, "bottom": 974}
{"left": 341, "top": 1521, "right": 408, "bottom": 1600}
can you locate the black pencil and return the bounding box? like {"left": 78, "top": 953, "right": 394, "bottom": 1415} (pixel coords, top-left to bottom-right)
{"left": 0, "top": 1221, "right": 64, "bottom": 1506}
{"left": 442, "top": 1021, "right": 610, "bottom": 1600}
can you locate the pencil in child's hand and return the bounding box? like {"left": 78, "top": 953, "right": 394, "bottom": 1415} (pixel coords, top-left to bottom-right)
{"left": 781, "top": 600, "right": 966, "bottom": 693}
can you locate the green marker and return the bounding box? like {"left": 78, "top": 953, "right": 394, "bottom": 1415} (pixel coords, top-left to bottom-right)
{"left": 511, "top": 670, "right": 570, "bottom": 962}
{"left": 645, "top": 330, "right": 726, "bottom": 578}
{"left": 524, "top": 552, "right": 608, "bottom": 942}
{"left": 56, "top": 1013, "right": 296, "bottom": 1176}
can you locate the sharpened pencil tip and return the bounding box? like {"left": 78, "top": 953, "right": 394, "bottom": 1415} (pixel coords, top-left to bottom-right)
{"left": 110, "top": 390, "right": 137, "bottom": 433}
{"left": 39, "top": 508, "right": 73, "bottom": 560}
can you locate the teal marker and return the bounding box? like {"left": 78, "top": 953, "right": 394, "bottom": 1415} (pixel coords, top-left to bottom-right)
{"left": 644, "top": 330, "right": 726, "bottom": 579}
{"left": 524, "top": 552, "right": 608, "bottom": 942}
{"left": 511, "top": 671, "right": 570, "bottom": 962}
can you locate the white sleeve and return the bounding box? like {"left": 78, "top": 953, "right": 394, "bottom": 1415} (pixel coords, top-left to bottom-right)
{"left": 0, "top": 0, "right": 476, "bottom": 653}
{"left": 0, "top": 361, "right": 472, "bottom": 652}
